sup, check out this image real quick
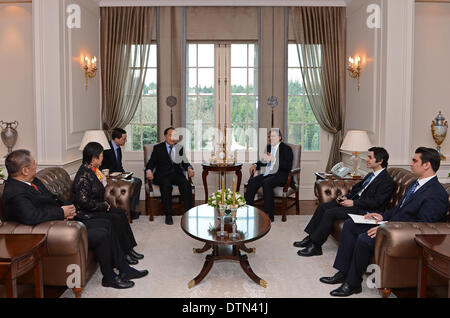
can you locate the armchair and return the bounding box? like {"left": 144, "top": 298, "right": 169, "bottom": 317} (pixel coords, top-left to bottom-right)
{"left": 245, "top": 143, "right": 301, "bottom": 222}
{"left": 143, "top": 144, "right": 196, "bottom": 221}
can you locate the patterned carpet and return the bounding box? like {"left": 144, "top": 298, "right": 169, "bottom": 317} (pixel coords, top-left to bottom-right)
{"left": 61, "top": 215, "right": 393, "bottom": 298}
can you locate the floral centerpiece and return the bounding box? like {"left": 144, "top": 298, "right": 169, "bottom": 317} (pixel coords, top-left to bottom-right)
{"left": 208, "top": 188, "right": 246, "bottom": 210}
{"left": 0, "top": 166, "right": 4, "bottom": 180}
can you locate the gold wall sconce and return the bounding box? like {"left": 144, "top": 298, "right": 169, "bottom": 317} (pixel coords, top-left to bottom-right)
{"left": 348, "top": 56, "right": 361, "bottom": 91}
{"left": 81, "top": 55, "right": 97, "bottom": 90}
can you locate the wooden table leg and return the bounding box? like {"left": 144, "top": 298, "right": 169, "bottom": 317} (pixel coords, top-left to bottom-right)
{"left": 239, "top": 252, "right": 267, "bottom": 288}
{"left": 417, "top": 254, "right": 428, "bottom": 298}
{"left": 5, "top": 271, "right": 18, "bottom": 298}
{"left": 188, "top": 254, "right": 215, "bottom": 289}
{"left": 202, "top": 169, "right": 209, "bottom": 203}
{"left": 33, "top": 258, "right": 44, "bottom": 298}
{"left": 236, "top": 169, "right": 242, "bottom": 193}
{"left": 239, "top": 244, "right": 256, "bottom": 254}
{"left": 193, "top": 243, "right": 212, "bottom": 254}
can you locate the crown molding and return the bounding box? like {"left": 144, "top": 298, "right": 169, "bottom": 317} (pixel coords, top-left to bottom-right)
{"left": 100, "top": 0, "right": 348, "bottom": 7}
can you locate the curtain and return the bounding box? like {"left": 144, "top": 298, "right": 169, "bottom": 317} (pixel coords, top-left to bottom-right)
{"left": 100, "top": 7, "right": 156, "bottom": 134}
{"left": 290, "top": 7, "right": 346, "bottom": 170}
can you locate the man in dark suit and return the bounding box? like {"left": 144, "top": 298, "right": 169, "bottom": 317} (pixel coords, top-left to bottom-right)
{"left": 3, "top": 150, "right": 148, "bottom": 289}
{"left": 294, "top": 147, "right": 394, "bottom": 257}
{"left": 245, "top": 129, "right": 294, "bottom": 222}
{"left": 321, "top": 147, "right": 448, "bottom": 297}
{"left": 100, "top": 128, "right": 142, "bottom": 220}
{"left": 145, "top": 127, "right": 194, "bottom": 225}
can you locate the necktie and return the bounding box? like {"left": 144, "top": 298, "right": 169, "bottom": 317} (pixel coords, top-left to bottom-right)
{"left": 31, "top": 183, "right": 40, "bottom": 192}
{"left": 400, "top": 181, "right": 419, "bottom": 208}
{"left": 351, "top": 172, "right": 374, "bottom": 200}
{"left": 169, "top": 145, "right": 174, "bottom": 163}
{"left": 264, "top": 146, "right": 275, "bottom": 176}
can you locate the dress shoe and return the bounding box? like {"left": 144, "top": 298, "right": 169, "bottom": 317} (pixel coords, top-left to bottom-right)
{"left": 165, "top": 215, "right": 174, "bottom": 225}
{"left": 293, "top": 236, "right": 312, "bottom": 248}
{"left": 125, "top": 254, "right": 138, "bottom": 265}
{"left": 319, "top": 271, "right": 345, "bottom": 285}
{"left": 121, "top": 269, "right": 149, "bottom": 281}
{"left": 131, "top": 211, "right": 141, "bottom": 220}
{"left": 330, "top": 282, "right": 362, "bottom": 297}
{"left": 102, "top": 275, "right": 135, "bottom": 289}
{"left": 130, "top": 249, "right": 144, "bottom": 260}
{"left": 297, "top": 243, "right": 322, "bottom": 257}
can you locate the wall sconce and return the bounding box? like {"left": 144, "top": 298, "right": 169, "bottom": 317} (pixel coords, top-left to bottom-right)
{"left": 347, "top": 56, "right": 361, "bottom": 91}
{"left": 81, "top": 55, "right": 97, "bottom": 90}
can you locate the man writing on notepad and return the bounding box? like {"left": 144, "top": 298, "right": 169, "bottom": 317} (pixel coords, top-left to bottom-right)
{"left": 321, "top": 147, "right": 448, "bottom": 297}
{"left": 294, "top": 147, "right": 394, "bottom": 257}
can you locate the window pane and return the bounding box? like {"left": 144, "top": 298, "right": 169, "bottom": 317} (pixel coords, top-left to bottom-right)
{"left": 130, "top": 101, "right": 141, "bottom": 124}
{"left": 143, "top": 69, "right": 157, "bottom": 95}
{"left": 201, "top": 124, "right": 214, "bottom": 150}
{"left": 188, "top": 44, "right": 197, "bottom": 67}
{"left": 198, "top": 96, "right": 214, "bottom": 123}
{"left": 142, "top": 96, "right": 157, "bottom": 124}
{"left": 125, "top": 125, "right": 139, "bottom": 152}
{"left": 288, "top": 124, "right": 302, "bottom": 146}
{"left": 231, "top": 68, "right": 247, "bottom": 94}
{"left": 142, "top": 125, "right": 158, "bottom": 147}
{"left": 304, "top": 124, "right": 320, "bottom": 151}
{"left": 231, "top": 44, "right": 247, "bottom": 67}
{"left": 304, "top": 99, "right": 316, "bottom": 123}
{"left": 149, "top": 47, "right": 157, "bottom": 68}
{"left": 231, "top": 96, "right": 247, "bottom": 123}
{"left": 288, "top": 68, "right": 303, "bottom": 95}
{"left": 198, "top": 44, "right": 214, "bottom": 67}
{"left": 249, "top": 44, "right": 256, "bottom": 67}
{"left": 288, "top": 44, "right": 301, "bottom": 68}
{"left": 248, "top": 96, "right": 257, "bottom": 123}
{"left": 187, "top": 97, "right": 197, "bottom": 123}
{"left": 288, "top": 96, "right": 303, "bottom": 124}
{"left": 248, "top": 69, "right": 256, "bottom": 95}
{"left": 198, "top": 68, "right": 214, "bottom": 95}
{"left": 131, "top": 124, "right": 143, "bottom": 151}
{"left": 187, "top": 68, "right": 197, "bottom": 95}
{"left": 231, "top": 124, "right": 247, "bottom": 150}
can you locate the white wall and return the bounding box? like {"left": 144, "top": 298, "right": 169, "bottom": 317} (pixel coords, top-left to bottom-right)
{"left": 33, "top": 0, "right": 101, "bottom": 175}
{"left": 0, "top": 3, "right": 35, "bottom": 157}
{"left": 412, "top": 3, "right": 450, "bottom": 160}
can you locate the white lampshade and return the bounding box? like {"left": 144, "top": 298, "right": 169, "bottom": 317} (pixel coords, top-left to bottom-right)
{"left": 79, "top": 130, "right": 111, "bottom": 151}
{"left": 340, "top": 130, "right": 372, "bottom": 153}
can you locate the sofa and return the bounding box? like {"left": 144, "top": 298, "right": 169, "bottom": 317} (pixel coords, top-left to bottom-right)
{"left": 314, "top": 167, "right": 450, "bottom": 297}
{"left": 0, "top": 167, "right": 134, "bottom": 298}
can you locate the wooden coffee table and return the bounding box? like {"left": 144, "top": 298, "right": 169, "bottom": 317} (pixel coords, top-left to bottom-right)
{"left": 415, "top": 234, "right": 450, "bottom": 298}
{"left": 181, "top": 204, "right": 271, "bottom": 289}
{"left": 0, "top": 234, "right": 47, "bottom": 298}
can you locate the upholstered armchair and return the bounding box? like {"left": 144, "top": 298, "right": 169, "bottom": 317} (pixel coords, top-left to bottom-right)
{"left": 143, "top": 144, "right": 196, "bottom": 221}
{"left": 245, "top": 143, "right": 301, "bottom": 222}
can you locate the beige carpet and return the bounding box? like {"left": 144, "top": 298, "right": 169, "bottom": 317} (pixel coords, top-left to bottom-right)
{"left": 61, "top": 215, "right": 393, "bottom": 298}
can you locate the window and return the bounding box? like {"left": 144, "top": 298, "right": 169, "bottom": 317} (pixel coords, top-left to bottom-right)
{"left": 186, "top": 44, "right": 215, "bottom": 151}
{"left": 230, "top": 44, "right": 258, "bottom": 151}
{"left": 125, "top": 44, "right": 158, "bottom": 152}
{"left": 185, "top": 43, "right": 259, "bottom": 152}
{"left": 287, "top": 43, "right": 321, "bottom": 151}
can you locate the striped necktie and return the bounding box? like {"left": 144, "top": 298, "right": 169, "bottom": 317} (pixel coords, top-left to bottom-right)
{"left": 350, "top": 172, "right": 374, "bottom": 200}
{"left": 31, "top": 183, "right": 40, "bottom": 192}
{"left": 400, "top": 181, "right": 419, "bottom": 208}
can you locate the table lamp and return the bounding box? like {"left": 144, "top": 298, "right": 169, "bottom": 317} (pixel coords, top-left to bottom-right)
{"left": 340, "top": 130, "right": 372, "bottom": 177}
{"left": 79, "top": 130, "right": 111, "bottom": 151}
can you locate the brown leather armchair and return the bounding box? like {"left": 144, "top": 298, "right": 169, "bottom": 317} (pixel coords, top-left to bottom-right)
{"left": 314, "top": 167, "right": 450, "bottom": 297}
{"left": 245, "top": 143, "right": 301, "bottom": 222}
{"left": 0, "top": 167, "right": 133, "bottom": 297}
{"left": 144, "top": 144, "right": 195, "bottom": 221}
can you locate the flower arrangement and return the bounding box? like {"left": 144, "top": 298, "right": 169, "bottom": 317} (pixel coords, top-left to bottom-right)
{"left": 0, "top": 166, "right": 4, "bottom": 180}
{"left": 207, "top": 188, "right": 246, "bottom": 209}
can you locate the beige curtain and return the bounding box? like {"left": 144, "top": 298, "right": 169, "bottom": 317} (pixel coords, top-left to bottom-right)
{"left": 100, "top": 7, "right": 156, "bottom": 133}
{"left": 290, "top": 7, "right": 346, "bottom": 170}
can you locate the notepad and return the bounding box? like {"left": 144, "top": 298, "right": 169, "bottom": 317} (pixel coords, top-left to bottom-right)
{"left": 348, "top": 214, "right": 387, "bottom": 225}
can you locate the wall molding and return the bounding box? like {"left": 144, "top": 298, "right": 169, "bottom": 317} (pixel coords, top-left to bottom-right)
{"left": 100, "top": 0, "right": 348, "bottom": 7}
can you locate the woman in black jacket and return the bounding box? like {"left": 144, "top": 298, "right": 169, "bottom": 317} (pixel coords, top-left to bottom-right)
{"left": 72, "top": 142, "right": 144, "bottom": 266}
